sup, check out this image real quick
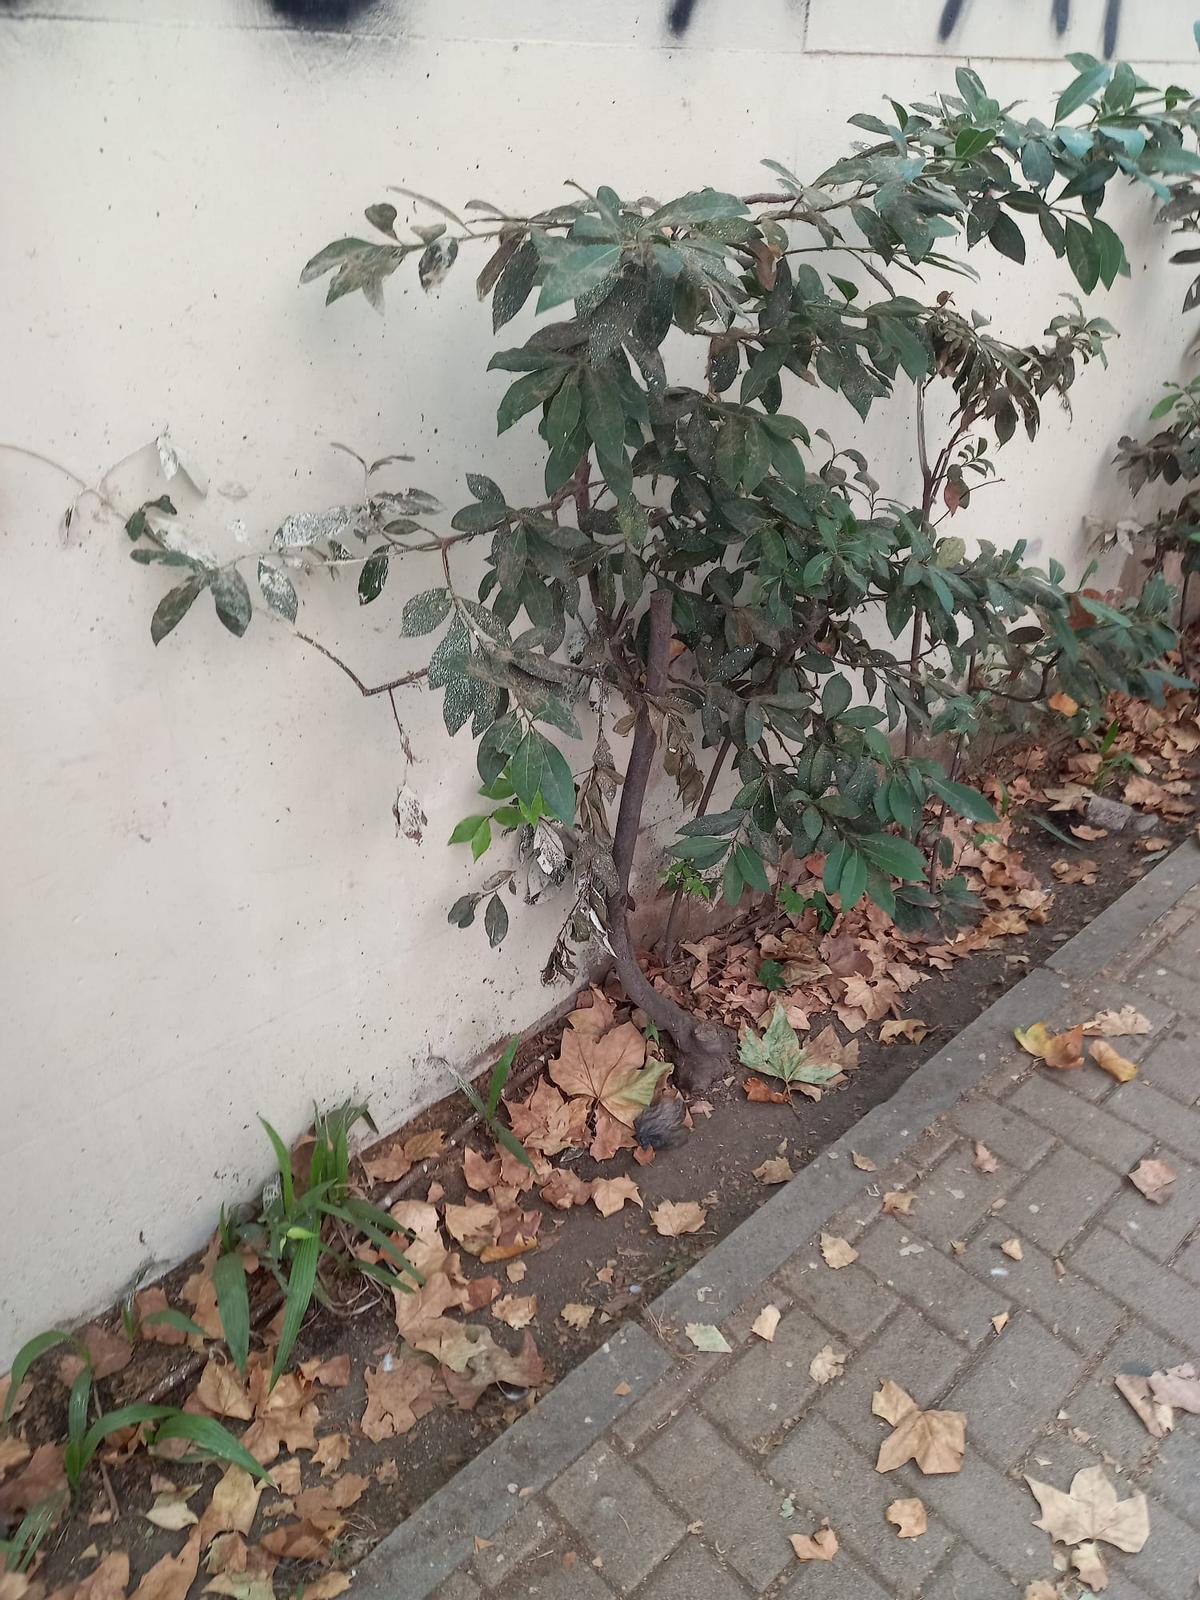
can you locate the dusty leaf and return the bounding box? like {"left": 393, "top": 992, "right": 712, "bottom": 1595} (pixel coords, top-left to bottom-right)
{"left": 1148, "top": 1362, "right": 1200, "bottom": 1413}
{"left": 1023, "top": 1585, "right": 1060, "bottom": 1600}
{"left": 146, "top": 1486, "right": 200, "bottom": 1531}
{"left": 492, "top": 1294, "right": 537, "bottom": 1330}
{"left": 590, "top": 1176, "right": 642, "bottom": 1217}
{"left": 809, "top": 1344, "right": 846, "bottom": 1386}
{"left": 685, "top": 1324, "right": 731, "bottom": 1354}
{"left": 131, "top": 1527, "right": 202, "bottom": 1600}
{"left": 1114, "top": 1372, "right": 1174, "bottom": 1438}
{"left": 973, "top": 1141, "right": 999, "bottom": 1174}
{"left": 878, "top": 1019, "right": 928, "bottom": 1045}
{"left": 540, "top": 1168, "right": 593, "bottom": 1211}
{"left": 463, "top": 1147, "right": 503, "bottom": 1192}
{"left": 404, "top": 1128, "right": 446, "bottom": 1163}
{"left": 1090, "top": 1039, "right": 1138, "bottom": 1083}
{"left": 753, "top": 1157, "right": 794, "bottom": 1185}
{"left": 1082, "top": 1007, "right": 1153, "bottom": 1038}
{"left": 1014, "top": 1022, "right": 1084, "bottom": 1069}
{"left": 560, "top": 1303, "right": 595, "bottom": 1331}
{"left": 820, "top": 1233, "right": 858, "bottom": 1269}
{"left": 1072, "top": 1542, "right": 1108, "bottom": 1589}
{"left": 788, "top": 1524, "right": 838, "bottom": 1562}
{"left": 444, "top": 1202, "right": 501, "bottom": 1255}
{"left": 651, "top": 1200, "right": 707, "bottom": 1238}
{"left": 1129, "top": 1157, "right": 1176, "bottom": 1204}
{"left": 744, "top": 1076, "right": 789, "bottom": 1104}
{"left": 851, "top": 1151, "right": 878, "bottom": 1172}
{"left": 751, "top": 1305, "right": 781, "bottom": 1343}
{"left": 882, "top": 1190, "right": 914, "bottom": 1216}
{"left": 885, "top": 1497, "right": 927, "bottom": 1538}
{"left": 873, "top": 1382, "right": 966, "bottom": 1475}
{"left": 312, "top": 1434, "right": 351, "bottom": 1476}
{"left": 1001, "top": 1237, "right": 1024, "bottom": 1261}
{"left": 1025, "top": 1464, "right": 1150, "bottom": 1552}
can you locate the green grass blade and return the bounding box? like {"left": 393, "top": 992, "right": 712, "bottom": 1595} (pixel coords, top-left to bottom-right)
{"left": 212, "top": 1252, "right": 250, "bottom": 1376}
{"left": 271, "top": 1235, "right": 319, "bottom": 1388}
{"left": 491, "top": 1120, "right": 535, "bottom": 1171}
{"left": 258, "top": 1116, "right": 294, "bottom": 1213}
{"left": 66, "top": 1366, "right": 92, "bottom": 1449}
{"left": 1, "top": 1494, "right": 66, "bottom": 1571}
{"left": 78, "top": 1404, "right": 178, "bottom": 1477}
{"left": 486, "top": 1037, "right": 520, "bottom": 1117}
{"left": 141, "top": 1308, "right": 206, "bottom": 1340}
{"left": 150, "top": 1413, "right": 272, "bottom": 1483}
{"left": 1025, "top": 811, "right": 1083, "bottom": 849}
{"left": 3, "top": 1330, "right": 73, "bottom": 1424}
{"left": 453, "top": 1071, "right": 488, "bottom": 1120}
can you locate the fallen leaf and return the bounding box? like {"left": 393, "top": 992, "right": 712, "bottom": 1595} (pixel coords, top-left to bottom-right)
{"left": 789, "top": 1524, "right": 838, "bottom": 1562}
{"left": 878, "top": 1019, "right": 928, "bottom": 1045}
{"left": 744, "top": 1075, "right": 789, "bottom": 1104}
{"left": 463, "top": 1147, "right": 503, "bottom": 1192}
{"left": 1135, "top": 834, "right": 1171, "bottom": 853}
{"left": 375, "top": 1459, "right": 398, "bottom": 1485}
{"left": 1090, "top": 1039, "right": 1138, "bottom": 1083}
{"left": 404, "top": 1128, "right": 446, "bottom": 1163}
{"left": 1083, "top": 1007, "right": 1153, "bottom": 1037}
{"left": 1025, "top": 1464, "right": 1150, "bottom": 1552}
{"left": 549, "top": 1017, "right": 668, "bottom": 1126}
{"left": 506, "top": 1261, "right": 527, "bottom": 1284}
{"left": 613, "top": 1381, "right": 631, "bottom": 1396}
{"left": 1024, "top": 1584, "right": 1060, "bottom": 1600}
{"left": 259, "top": 1518, "right": 339, "bottom": 1562}
{"left": 651, "top": 1200, "right": 707, "bottom": 1237}
{"left": 195, "top": 1358, "right": 254, "bottom": 1421}
{"left": 299, "top": 1354, "right": 350, "bottom": 1389}
{"left": 295, "top": 1474, "right": 368, "bottom": 1522}
{"left": 1070, "top": 823, "right": 1108, "bottom": 840}
{"left": 1129, "top": 1157, "right": 1176, "bottom": 1204}
{"left": 992, "top": 1313, "right": 1010, "bottom": 1335}
{"left": 131, "top": 1527, "right": 202, "bottom": 1600}
{"left": 312, "top": 1435, "right": 351, "bottom": 1476}
{"left": 361, "top": 1144, "right": 411, "bottom": 1184}
{"left": 685, "top": 1324, "right": 731, "bottom": 1354}
{"left": 590, "top": 1176, "right": 643, "bottom": 1217}
{"left": 1014, "top": 1022, "right": 1084, "bottom": 1069}
{"left": 751, "top": 1305, "right": 781, "bottom": 1343}
{"left": 0, "top": 1445, "right": 66, "bottom": 1517}
{"left": 882, "top": 1190, "right": 914, "bottom": 1216}
{"left": 146, "top": 1486, "right": 200, "bottom": 1531}
{"left": 873, "top": 1382, "right": 966, "bottom": 1475}
{"left": 73, "top": 1554, "right": 130, "bottom": 1600}
{"left": 753, "top": 1157, "right": 794, "bottom": 1185}
{"left": 444, "top": 1202, "right": 501, "bottom": 1256}
{"left": 0, "top": 1437, "right": 31, "bottom": 1478}
{"left": 198, "top": 1466, "right": 265, "bottom": 1542}
{"left": 272, "top": 1456, "right": 302, "bottom": 1495}
{"left": 1049, "top": 691, "right": 1079, "bottom": 715}
{"left": 360, "top": 1356, "right": 446, "bottom": 1441}
{"left": 974, "top": 1141, "right": 999, "bottom": 1174}
{"left": 1114, "top": 1373, "right": 1174, "bottom": 1438}
{"left": 539, "top": 1168, "right": 593, "bottom": 1211}
{"left": 560, "top": 1303, "right": 595, "bottom": 1331}
{"left": 886, "top": 1497, "right": 928, "bottom": 1539}
{"left": 1001, "top": 1238, "right": 1024, "bottom": 1261}
{"left": 851, "top": 1151, "right": 878, "bottom": 1172}
{"left": 492, "top": 1295, "right": 537, "bottom": 1330}
{"left": 820, "top": 1234, "right": 858, "bottom": 1270}
{"left": 57, "top": 1324, "right": 133, "bottom": 1385}
{"left": 1148, "top": 1362, "right": 1200, "bottom": 1413}
{"left": 297, "top": 1578, "right": 351, "bottom": 1600}
{"left": 1072, "top": 1541, "right": 1108, "bottom": 1590}
{"left": 1052, "top": 857, "right": 1099, "bottom": 885}
{"left": 809, "top": 1345, "right": 846, "bottom": 1386}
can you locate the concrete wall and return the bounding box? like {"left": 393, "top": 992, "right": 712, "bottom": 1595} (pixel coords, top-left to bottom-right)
{"left": 0, "top": 0, "right": 1195, "bottom": 1361}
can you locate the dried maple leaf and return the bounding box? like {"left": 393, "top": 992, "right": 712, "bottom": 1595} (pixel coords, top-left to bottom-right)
{"left": 1082, "top": 1006, "right": 1152, "bottom": 1037}
{"left": 685, "top": 1323, "right": 731, "bottom": 1353}
{"left": 1014, "top": 1022, "right": 1084, "bottom": 1069}
{"left": 506, "top": 1261, "right": 527, "bottom": 1284}
{"left": 590, "top": 1176, "right": 642, "bottom": 1217}
{"left": 57, "top": 1324, "right": 133, "bottom": 1385}
{"left": 878, "top": 1019, "right": 929, "bottom": 1045}
{"left": 1025, "top": 1464, "right": 1150, "bottom": 1552}
{"left": 882, "top": 1190, "right": 914, "bottom": 1216}
{"left": 361, "top": 1144, "right": 411, "bottom": 1184}
{"left": 0, "top": 1445, "right": 65, "bottom": 1517}
{"left": 463, "top": 1147, "right": 503, "bottom": 1192}
{"left": 295, "top": 1474, "right": 368, "bottom": 1523}
{"left": 549, "top": 1018, "right": 668, "bottom": 1126}
{"left": 589, "top": 1106, "right": 637, "bottom": 1162}
{"left": 744, "top": 1076, "right": 789, "bottom": 1104}
{"left": 1148, "top": 1361, "right": 1200, "bottom": 1413}
{"left": 753, "top": 1157, "right": 794, "bottom": 1185}
{"left": 873, "top": 1382, "right": 966, "bottom": 1474}
{"left": 809, "top": 1344, "right": 846, "bottom": 1385}
{"left": 1001, "top": 1237, "right": 1024, "bottom": 1261}
{"left": 193, "top": 1358, "right": 254, "bottom": 1422}
{"left": 313, "top": 1434, "right": 351, "bottom": 1476}
{"left": 851, "top": 1151, "right": 878, "bottom": 1172}
{"left": 0, "top": 1436, "right": 30, "bottom": 1478}
{"left": 539, "top": 1168, "right": 593, "bottom": 1211}
{"left": 388, "top": 1199, "right": 442, "bottom": 1244}
{"left": 404, "top": 1128, "right": 446, "bottom": 1163}
{"left": 1114, "top": 1373, "right": 1174, "bottom": 1438}
{"left": 299, "top": 1354, "right": 350, "bottom": 1388}
{"left": 1128, "top": 1157, "right": 1176, "bottom": 1204}
{"left": 650, "top": 1200, "right": 707, "bottom": 1237}
{"left": 885, "top": 1497, "right": 928, "bottom": 1538}
{"left": 360, "top": 1356, "right": 446, "bottom": 1441}
{"left": 1090, "top": 1039, "right": 1138, "bottom": 1083}
{"left": 789, "top": 1524, "right": 838, "bottom": 1562}
{"left": 751, "top": 1305, "right": 781, "bottom": 1342}
{"left": 259, "top": 1517, "right": 339, "bottom": 1562}
{"left": 1071, "top": 1542, "right": 1108, "bottom": 1589}
{"left": 506, "top": 1079, "right": 589, "bottom": 1157}
{"left": 560, "top": 1303, "right": 594, "bottom": 1330}
{"left": 444, "top": 1202, "right": 501, "bottom": 1256}
{"left": 973, "top": 1141, "right": 999, "bottom": 1174}
{"left": 1070, "top": 823, "right": 1107, "bottom": 840}
{"left": 146, "top": 1485, "right": 200, "bottom": 1531}
{"left": 70, "top": 1553, "right": 130, "bottom": 1600}
{"left": 198, "top": 1466, "right": 265, "bottom": 1542}
{"left": 1052, "top": 857, "right": 1098, "bottom": 885}
{"left": 1135, "top": 834, "right": 1171, "bottom": 853}
{"left": 131, "top": 1526, "right": 202, "bottom": 1600}
{"left": 492, "top": 1294, "right": 537, "bottom": 1330}
{"left": 819, "top": 1234, "right": 858, "bottom": 1269}
{"left": 299, "top": 1578, "right": 351, "bottom": 1600}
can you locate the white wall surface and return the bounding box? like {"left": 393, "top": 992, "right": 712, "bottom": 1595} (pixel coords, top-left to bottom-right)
{"left": 1, "top": 0, "right": 1196, "bottom": 1362}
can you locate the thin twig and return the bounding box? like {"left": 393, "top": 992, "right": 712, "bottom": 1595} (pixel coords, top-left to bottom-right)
{"left": 292, "top": 631, "right": 428, "bottom": 697}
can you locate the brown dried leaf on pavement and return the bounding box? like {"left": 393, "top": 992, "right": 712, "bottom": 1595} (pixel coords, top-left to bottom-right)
{"left": 973, "top": 1141, "right": 999, "bottom": 1173}
{"left": 873, "top": 1382, "right": 966, "bottom": 1475}
{"left": 491, "top": 1295, "right": 537, "bottom": 1330}
{"left": 1128, "top": 1157, "right": 1176, "bottom": 1204}
{"left": 444, "top": 1202, "right": 501, "bottom": 1255}
{"left": 1014, "top": 1022, "right": 1084, "bottom": 1069}
{"left": 194, "top": 1359, "right": 254, "bottom": 1422}
{"left": 1001, "top": 1238, "right": 1024, "bottom": 1261}
{"left": 1082, "top": 1006, "right": 1153, "bottom": 1037}
{"left": 1025, "top": 1464, "right": 1150, "bottom": 1552}
{"left": 539, "top": 1168, "right": 592, "bottom": 1211}
{"left": 590, "top": 1176, "right": 642, "bottom": 1217}
{"left": 1071, "top": 1542, "right": 1108, "bottom": 1590}
{"left": 753, "top": 1157, "right": 794, "bottom": 1185}
{"left": 882, "top": 1191, "right": 914, "bottom": 1216}
{"left": 878, "top": 1019, "right": 928, "bottom": 1045}
{"left": 463, "top": 1147, "right": 503, "bottom": 1192}
{"left": 788, "top": 1524, "right": 838, "bottom": 1562}
{"left": 1114, "top": 1372, "right": 1173, "bottom": 1438}
{"left": 809, "top": 1345, "right": 846, "bottom": 1386}
{"left": 651, "top": 1200, "right": 707, "bottom": 1237}
{"left": 819, "top": 1234, "right": 858, "bottom": 1269}
{"left": 885, "top": 1497, "right": 928, "bottom": 1538}
{"left": 1148, "top": 1362, "right": 1200, "bottom": 1413}
{"left": 312, "top": 1434, "right": 351, "bottom": 1476}
{"left": 751, "top": 1305, "right": 781, "bottom": 1343}
{"left": 1089, "top": 1039, "right": 1138, "bottom": 1083}
{"left": 560, "top": 1303, "right": 594, "bottom": 1330}
{"left": 851, "top": 1151, "right": 878, "bottom": 1171}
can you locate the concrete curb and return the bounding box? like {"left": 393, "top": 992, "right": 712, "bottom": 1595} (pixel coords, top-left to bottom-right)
{"left": 354, "top": 839, "right": 1198, "bottom": 1600}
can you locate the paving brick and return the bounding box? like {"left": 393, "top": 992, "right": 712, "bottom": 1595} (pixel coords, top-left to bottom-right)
{"left": 1152, "top": 1423, "right": 1200, "bottom": 1529}
{"left": 957, "top": 1218, "right": 1124, "bottom": 1353}
{"left": 768, "top": 1414, "right": 952, "bottom": 1596}
{"left": 635, "top": 1538, "right": 751, "bottom": 1600}
{"left": 473, "top": 1502, "right": 562, "bottom": 1591}
{"left": 492, "top": 1560, "right": 614, "bottom": 1600}
{"left": 1070, "top": 1225, "right": 1200, "bottom": 1348}
{"left": 775, "top": 1552, "right": 892, "bottom": 1598}
{"left": 812, "top": 1305, "right": 970, "bottom": 1452}
{"left": 917, "top": 1452, "right": 1046, "bottom": 1579}
{"left": 1139, "top": 961, "right": 1200, "bottom": 1017}
{"left": 1059, "top": 1325, "right": 1192, "bottom": 1465}
{"left": 1106, "top": 1154, "right": 1200, "bottom": 1262}
{"left": 772, "top": 1258, "right": 898, "bottom": 1345}
{"left": 1121, "top": 1494, "right": 1200, "bottom": 1600}
{"left": 1173, "top": 1231, "right": 1200, "bottom": 1286}
{"left": 699, "top": 1306, "right": 827, "bottom": 1454}
{"left": 855, "top": 1219, "right": 1008, "bottom": 1347}
{"left": 547, "top": 1443, "right": 683, "bottom": 1592}
{"left": 435, "top": 1578, "right": 483, "bottom": 1600}
{"left": 1009, "top": 1074, "right": 1153, "bottom": 1172}
{"left": 1138, "top": 1024, "right": 1200, "bottom": 1105}
{"left": 944, "top": 1312, "right": 1087, "bottom": 1467}
{"left": 639, "top": 1409, "right": 792, "bottom": 1592}
{"left": 919, "top": 1545, "right": 1007, "bottom": 1599}
{"left": 948, "top": 1095, "right": 1056, "bottom": 1171}
{"left": 1051, "top": 848, "right": 1200, "bottom": 976}
{"left": 1006, "top": 1144, "right": 1123, "bottom": 1256}
{"left": 904, "top": 1144, "right": 1017, "bottom": 1248}
{"left": 611, "top": 1363, "right": 709, "bottom": 1454}
{"left": 723, "top": 1282, "right": 794, "bottom": 1345}
{"left": 1106, "top": 1077, "right": 1200, "bottom": 1158}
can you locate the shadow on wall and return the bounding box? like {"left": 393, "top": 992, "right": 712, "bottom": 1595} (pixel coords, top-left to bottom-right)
{"left": 265, "top": 0, "right": 381, "bottom": 22}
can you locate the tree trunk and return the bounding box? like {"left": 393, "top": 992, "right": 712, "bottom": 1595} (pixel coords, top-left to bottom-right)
{"left": 604, "top": 587, "right": 733, "bottom": 1092}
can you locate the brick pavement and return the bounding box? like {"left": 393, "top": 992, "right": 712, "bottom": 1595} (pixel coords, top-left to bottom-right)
{"left": 355, "top": 848, "right": 1200, "bottom": 1600}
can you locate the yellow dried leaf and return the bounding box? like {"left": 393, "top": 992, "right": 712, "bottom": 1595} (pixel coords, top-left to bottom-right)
{"left": 753, "top": 1157, "right": 794, "bottom": 1185}
{"left": 788, "top": 1524, "right": 838, "bottom": 1562}
{"left": 992, "top": 1312, "right": 1010, "bottom": 1335}
{"left": 873, "top": 1383, "right": 966, "bottom": 1475}
{"left": 751, "top": 1305, "right": 781, "bottom": 1343}
{"left": 819, "top": 1233, "right": 858, "bottom": 1269}
{"left": 885, "top": 1497, "right": 928, "bottom": 1538}
{"left": 1089, "top": 1039, "right": 1138, "bottom": 1083}
{"left": 590, "top": 1177, "right": 642, "bottom": 1217}
{"left": 1014, "top": 1022, "right": 1084, "bottom": 1069}
{"left": 650, "top": 1200, "right": 707, "bottom": 1237}
{"left": 560, "top": 1303, "right": 594, "bottom": 1331}
{"left": 1001, "top": 1238, "right": 1023, "bottom": 1261}
{"left": 1048, "top": 691, "right": 1078, "bottom": 715}
{"left": 878, "top": 1019, "right": 928, "bottom": 1045}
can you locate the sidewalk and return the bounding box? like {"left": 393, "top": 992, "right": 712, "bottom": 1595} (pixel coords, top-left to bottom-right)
{"left": 357, "top": 846, "right": 1200, "bottom": 1600}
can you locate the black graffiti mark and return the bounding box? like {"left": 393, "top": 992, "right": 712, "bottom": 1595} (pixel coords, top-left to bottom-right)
{"left": 266, "top": 0, "right": 380, "bottom": 25}
{"left": 939, "top": 0, "right": 1124, "bottom": 58}
{"left": 667, "top": 0, "right": 700, "bottom": 36}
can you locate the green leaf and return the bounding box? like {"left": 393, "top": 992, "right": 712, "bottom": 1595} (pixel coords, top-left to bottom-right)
{"left": 212, "top": 568, "right": 252, "bottom": 638}
{"left": 365, "top": 202, "right": 398, "bottom": 237}
{"left": 67, "top": 1367, "right": 91, "bottom": 1449}
{"left": 212, "top": 1253, "right": 250, "bottom": 1377}
{"left": 537, "top": 740, "right": 576, "bottom": 824}
{"left": 401, "top": 588, "right": 452, "bottom": 635}
{"left": 733, "top": 844, "right": 769, "bottom": 894}
{"left": 141, "top": 1308, "right": 206, "bottom": 1340}
{"left": 955, "top": 127, "right": 994, "bottom": 160}
{"left": 484, "top": 893, "right": 509, "bottom": 947}
{"left": 258, "top": 1117, "right": 294, "bottom": 1214}
{"left": 448, "top": 814, "right": 488, "bottom": 845}
{"left": 1020, "top": 139, "right": 1056, "bottom": 188}
{"left": 486, "top": 1036, "right": 521, "bottom": 1117}
{"left": 821, "top": 674, "right": 853, "bottom": 719}
{"left": 497, "top": 366, "right": 568, "bottom": 434}
{"left": 838, "top": 849, "right": 867, "bottom": 910}
{"left": 3, "top": 1330, "right": 74, "bottom": 1422}
{"left": 1065, "top": 219, "right": 1101, "bottom": 293}
{"left": 858, "top": 833, "right": 928, "bottom": 882}
{"left": 738, "top": 1003, "right": 840, "bottom": 1086}
{"left": 926, "top": 774, "right": 997, "bottom": 822}
{"left": 150, "top": 1414, "right": 272, "bottom": 1484}
{"left": 77, "top": 1405, "right": 177, "bottom": 1473}
{"left": 492, "top": 239, "right": 539, "bottom": 331}
{"left": 272, "top": 1235, "right": 320, "bottom": 1387}
{"left": 358, "top": 551, "right": 389, "bottom": 605}
{"left": 151, "top": 575, "right": 207, "bottom": 645}
{"left": 537, "top": 244, "right": 622, "bottom": 312}
{"left": 1055, "top": 63, "right": 1110, "bottom": 122}
{"left": 988, "top": 212, "right": 1026, "bottom": 265}
{"left": 1090, "top": 217, "right": 1125, "bottom": 289}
